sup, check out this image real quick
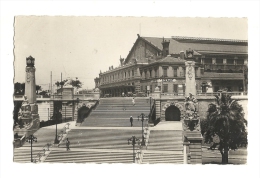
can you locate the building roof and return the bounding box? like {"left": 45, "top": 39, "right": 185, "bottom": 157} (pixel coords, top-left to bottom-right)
{"left": 153, "top": 55, "right": 186, "bottom": 64}
{"left": 141, "top": 36, "right": 248, "bottom": 55}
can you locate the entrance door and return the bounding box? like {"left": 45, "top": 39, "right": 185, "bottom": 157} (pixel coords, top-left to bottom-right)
{"left": 165, "top": 105, "right": 181, "bottom": 121}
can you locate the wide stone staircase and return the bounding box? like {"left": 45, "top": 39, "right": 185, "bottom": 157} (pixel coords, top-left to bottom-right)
{"left": 44, "top": 129, "right": 142, "bottom": 163}
{"left": 81, "top": 97, "right": 151, "bottom": 127}
{"left": 142, "top": 130, "right": 184, "bottom": 164}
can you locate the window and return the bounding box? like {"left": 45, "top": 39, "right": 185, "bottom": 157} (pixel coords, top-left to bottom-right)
{"left": 155, "top": 68, "right": 158, "bottom": 77}
{"left": 174, "top": 68, "right": 177, "bottom": 77}
{"left": 183, "top": 68, "right": 186, "bottom": 77}
{"left": 173, "top": 84, "right": 178, "bottom": 93}
{"left": 183, "top": 84, "right": 185, "bottom": 94}
{"left": 204, "top": 58, "right": 212, "bottom": 64}
{"left": 216, "top": 58, "right": 223, "bottom": 64}
{"left": 150, "top": 70, "right": 152, "bottom": 78}
{"left": 227, "top": 59, "right": 234, "bottom": 64}
{"left": 132, "top": 70, "right": 134, "bottom": 76}
{"left": 163, "top": 84, "right": 168, "bottom": 93}
{"left": 141, "top": 85, "right": 143, "bottom": 92}
{"left": 163, "top": 67, "right": 167, "bottom": 77}
{"left": 236, "top": 59, "right": 244, "bottom": 64}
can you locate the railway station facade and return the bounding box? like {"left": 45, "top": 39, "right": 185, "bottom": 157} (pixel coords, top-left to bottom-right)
{"left": 95, "top": 34, "right": 248, "bottom": 97}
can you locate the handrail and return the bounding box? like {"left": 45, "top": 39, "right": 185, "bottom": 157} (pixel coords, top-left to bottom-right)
{"left": 149, "top": 99, "right": 156, "bottom": 124}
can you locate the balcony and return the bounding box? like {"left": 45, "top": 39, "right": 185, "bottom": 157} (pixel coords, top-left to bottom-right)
{"left": 204, "top": 64, "right": 245, "bottom": 73}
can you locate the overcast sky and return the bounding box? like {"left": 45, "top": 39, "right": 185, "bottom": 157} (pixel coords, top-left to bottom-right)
{"left": 14, "top": 17, "right": 247, "bottom": 90}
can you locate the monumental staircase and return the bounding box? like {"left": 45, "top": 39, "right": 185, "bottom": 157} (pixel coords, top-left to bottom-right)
{"left": 13, "top": 97, "right": 192, "bottom": 164}
{"left": 80, "top": 97, "right": 151, "bottom": 127}
{"left": 142, "top": 122, "right": 184, "bottom": 164}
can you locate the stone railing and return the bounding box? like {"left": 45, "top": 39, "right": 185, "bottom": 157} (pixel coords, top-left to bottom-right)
{"left": 197, "top": 92, "right": 246, "bottom": 96}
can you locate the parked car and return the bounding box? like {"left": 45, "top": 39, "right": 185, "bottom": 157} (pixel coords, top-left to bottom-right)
{"left": 104, "top": 94, "right": 111, "bottom": 98}
{"left": 136, "top": 92, "right": 147, "bottom": 97}
{"left": 127, "top": 92, "right": 133, "bottom": 97}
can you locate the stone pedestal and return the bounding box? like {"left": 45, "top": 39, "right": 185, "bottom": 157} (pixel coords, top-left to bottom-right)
{"left": 185, "top": 61, "right": 196, "bottom": 96}
{"left": 184, "top": 131, "right": 203, "bottom": 164}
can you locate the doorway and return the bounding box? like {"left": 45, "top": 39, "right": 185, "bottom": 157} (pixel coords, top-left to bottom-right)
{"left": 165, "top": 105, "right": 181, "bottom": 121}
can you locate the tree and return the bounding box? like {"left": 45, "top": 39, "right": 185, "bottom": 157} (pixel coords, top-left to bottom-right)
{"left": 14, "top": 82, "right": 25, "bottom": 95}
{"left": 70, "top": 77, "right": 82, "bottom": 89}
{"left": 36, "top": 85, "right": 42, "bottom": 94}
{"left": 202, "top": 91, "right": 247, "bottom": 164}
{"left": 66, "top": 77, "right": 82, "bottom": 93}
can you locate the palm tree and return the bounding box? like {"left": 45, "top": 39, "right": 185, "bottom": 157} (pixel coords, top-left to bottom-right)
{"left": 202, "top": 91, "right": 247, "bottom": 164}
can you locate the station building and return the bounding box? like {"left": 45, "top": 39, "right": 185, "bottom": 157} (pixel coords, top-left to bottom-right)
{"left": 95, "top": 34, "right": 248, "bottom": 97}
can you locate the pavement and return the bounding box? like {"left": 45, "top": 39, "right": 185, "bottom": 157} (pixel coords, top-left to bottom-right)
{"left": 151, "top": 121, "right": 182, "bottom": 130}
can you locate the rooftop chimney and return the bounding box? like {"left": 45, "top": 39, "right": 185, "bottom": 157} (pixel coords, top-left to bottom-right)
{"left": 119, "top": 55, "right": 125, "bottom": 66}
{"left": 180, "top": 51, "right": 185, "bottom": 59}
{"left": 161, "top": 37, "right": 170, "bottom": 57}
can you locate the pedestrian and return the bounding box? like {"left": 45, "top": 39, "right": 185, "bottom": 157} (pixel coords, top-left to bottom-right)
{"left": 132, "top": 97, "right": 135, "bottom": 106}
{"left": 122, "top": 92, "right": 124, "bottom": 97}
{"left": 66, "top": 138, "right": 70, "bottom": 151}
{"left": 130, "top": 116, "right": 133, "bottom": 127}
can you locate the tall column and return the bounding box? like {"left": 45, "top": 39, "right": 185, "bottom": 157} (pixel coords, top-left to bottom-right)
{"left": 25, "top": 56, "right": 37, "bottom": 104}
{"left": 185, "top": 61, "right": 196, "bottom": 96}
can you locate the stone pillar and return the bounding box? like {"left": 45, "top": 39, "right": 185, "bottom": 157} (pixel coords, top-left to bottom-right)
{"left": 153, "top": 87, "right": 161, "bottom": 120}
{"left": 25, "top": 56, "right": 37, "bottom": 104}
{"left": 186, "top": 135, "right": 203, "bottom": 164}
{"left": 185, "top": 61, "right": 197, "bottom": 96}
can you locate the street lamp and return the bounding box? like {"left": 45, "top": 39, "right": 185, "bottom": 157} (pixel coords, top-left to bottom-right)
{"left": 128, "top": 135, "right": 140, "bottom": 163}
{"left": 65, "top": 106, "right": 66, "bottom": 122}
{"left": 54, "top": 109, "right": 59, "bottom": 144}
{"left": 138, "top": 113, "right": 148, "bottom": 146}
{"left": 26, "top": 135, "right": 37, "bottom": 162}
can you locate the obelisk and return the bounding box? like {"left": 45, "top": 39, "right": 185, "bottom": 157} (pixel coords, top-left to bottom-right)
{"left": 25, "top": 56, "right": 37, "bottom": 103}
{"left": 185, "top": 49, "right": 197, "bottom": 96}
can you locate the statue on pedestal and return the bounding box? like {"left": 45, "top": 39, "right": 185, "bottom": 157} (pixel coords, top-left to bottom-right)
{"left": 183, "top": 93, "right": 200, "bottom": 131}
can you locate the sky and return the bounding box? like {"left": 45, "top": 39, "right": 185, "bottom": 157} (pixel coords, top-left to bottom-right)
{"left": 14, "top": 17, "right": 248, "bottom": 90}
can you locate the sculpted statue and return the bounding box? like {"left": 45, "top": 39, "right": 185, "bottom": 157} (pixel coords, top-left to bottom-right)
{"left": 183, "top": 93, "right": 200, "bottom": 131}
{"left": 184, "top": 93, "right": 198, "bottom": 115}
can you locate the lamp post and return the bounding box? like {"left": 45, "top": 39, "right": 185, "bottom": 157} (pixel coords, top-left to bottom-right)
{"left": 76, "top": 98, "right": 79, "bottom": 122}
{"left": 54, "top": 109, "right": 59, "bottom": 144}
{"left": 138, "top": 113, "right": 148, "bottom": 146}
{"left": 128, "top": 135, "right": 140, "bottom": 163}
{"left": 26, "top": 135, "right": 37, "bottom": 162}
{"left": 48, "top": 108, "right": 49, "bottom": 121}
{"left": 65, "top": 106, "right": 66, "bottom": 122}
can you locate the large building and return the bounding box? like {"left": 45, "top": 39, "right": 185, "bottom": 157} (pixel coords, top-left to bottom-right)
{"left": 95, "top": 34, "right": 248, "bottom": 97}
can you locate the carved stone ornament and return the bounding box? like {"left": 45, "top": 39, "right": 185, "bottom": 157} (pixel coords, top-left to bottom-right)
{"left": 186, "top": 49, "right": 194, "bottom": 58}
{"left": 182, "top": 93, "right": 200, "bottom": 131}
{"left": 26, "top": 72, "right": 30, "bottom": 82}
{"left": 187, "top": 63, "right": 193, "bottom": 80}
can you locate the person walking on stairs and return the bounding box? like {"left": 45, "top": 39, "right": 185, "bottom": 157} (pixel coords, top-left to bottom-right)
{"left": 66, "top": 138, "right": 70, "bottom": 151}
{"left": 130, "top": 116, "right": 133, "bottom": 127}
{"left": 132, "top": 97, "right": 135, "bottom": 106}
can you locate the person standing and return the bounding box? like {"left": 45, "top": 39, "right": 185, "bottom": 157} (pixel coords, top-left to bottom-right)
{"left": 132, "top": 97, "right": 135, "bottom": 106}
{"left": 130, "top": 116, "right": 133, "bottom": 127}
{"left": 66, "top": 138, "right": 70, "bottom": 151}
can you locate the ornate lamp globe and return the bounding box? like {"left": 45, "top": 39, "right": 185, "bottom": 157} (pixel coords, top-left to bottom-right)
{"left": 26, "top": 56, "right": 35, "bottom": 67}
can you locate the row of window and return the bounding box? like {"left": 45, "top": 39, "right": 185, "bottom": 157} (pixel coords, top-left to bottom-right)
{"left": 203, "top": 58, "right": 246, "bottom": 65}
{"left": 140, "top": 84, "right": 186, "bottom": 93}
{"left": 101, "top": 69, "right": 135, "bottom": 83}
